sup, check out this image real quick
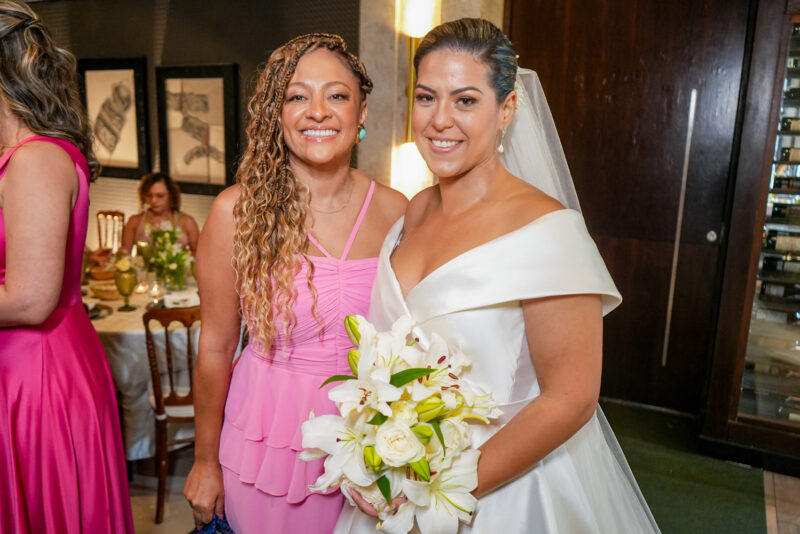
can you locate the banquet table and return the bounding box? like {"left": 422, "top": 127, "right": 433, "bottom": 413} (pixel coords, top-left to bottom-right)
{"left": 86, "top": 288, "right": 199, "bottom": 460}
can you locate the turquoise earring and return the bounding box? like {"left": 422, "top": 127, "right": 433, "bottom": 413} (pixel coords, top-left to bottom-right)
{"left": 357, "top": 124, "right": 367, "bottom": 143}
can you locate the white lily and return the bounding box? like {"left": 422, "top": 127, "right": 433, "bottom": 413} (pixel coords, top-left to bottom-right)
{"left": 328, "top": 362, "right": 402, "bottom": 418}
{"left": 378, "top": 501, "right": 417, "bottom": 534}
{"left": 300, "top": 412, "right": 377, "bottom": 489}
{"left": 405, "top": 334, "right": 475, "bottom": 409}
{"left": 402, "top": 449, "right": 480, "bottom": 534}
{"left": 445, "top": 393, "right": 503, "bottom": 425}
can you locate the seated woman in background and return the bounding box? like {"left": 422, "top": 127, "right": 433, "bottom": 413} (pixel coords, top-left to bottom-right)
{"left": 120, "top": 171, "right": 199, "bottom": 255}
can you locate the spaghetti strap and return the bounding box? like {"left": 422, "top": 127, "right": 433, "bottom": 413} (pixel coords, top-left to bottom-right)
{"left": 307, "top": 180, "right": 376, "bottom": 260}
{"left": 306, "top": 232, "right": 333, "bottom": 258}
{"left": 340, "top": 180, "right": 376, "bottom": 261}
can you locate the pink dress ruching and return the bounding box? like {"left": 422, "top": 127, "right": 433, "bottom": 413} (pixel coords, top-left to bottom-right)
{"left": 0, "top": 136, "right": 134, "bottom": 533}
{"left": 219, "top": 181, "right": 379, "bottom": 533}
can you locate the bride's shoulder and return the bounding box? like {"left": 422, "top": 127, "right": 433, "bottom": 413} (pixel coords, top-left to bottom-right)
{"left": 501, "top": 177, "right": 567, "bottom": 228}
{"left": 404, "top": 185, "right": 440, "bottom": 233}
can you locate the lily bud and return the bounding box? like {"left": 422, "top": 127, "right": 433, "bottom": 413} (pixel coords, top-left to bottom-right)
{"left": 415, "top": 395, "right": 446, "bottom": 422}
{"left": 409, "top": 455, "right": 431, "bottom": 482}
{"left": 344, "top": 315, "right": 361, "bottom": 346}
{"left": 348, "top": 349, "right": 360, "bottom": 376}
{"left": 411, "top": 424, "right": 433, "bottom": 443}
{"left": 363, "top": 445, "right": 383, "bottom": 472}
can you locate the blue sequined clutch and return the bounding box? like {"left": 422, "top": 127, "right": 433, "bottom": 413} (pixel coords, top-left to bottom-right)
{"left": 195, "top": 514, "right": 233, "bottom": 534}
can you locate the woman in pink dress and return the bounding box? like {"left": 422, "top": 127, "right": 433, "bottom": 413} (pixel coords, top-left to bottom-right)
{"left": 0, "top": 2, "right": 134, "bottom": 532}
{"left": 183, "top": 33, "right": 407, "bottom": 533}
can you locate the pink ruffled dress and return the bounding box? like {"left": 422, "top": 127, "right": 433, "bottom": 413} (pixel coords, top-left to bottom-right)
{"left": 0, "top": 137, "right": 134, "bottom": 532}
{"left": 219, "top": 181, "right": 378, "bottom": 533}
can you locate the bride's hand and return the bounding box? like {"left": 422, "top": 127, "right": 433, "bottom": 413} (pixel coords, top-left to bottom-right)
{"left": 347, "top": 487, "right": 407, "bottom": 518}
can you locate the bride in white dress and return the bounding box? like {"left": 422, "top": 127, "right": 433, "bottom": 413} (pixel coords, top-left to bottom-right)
{"left": 336, "top": 18, "right": 660, "bottom": 533}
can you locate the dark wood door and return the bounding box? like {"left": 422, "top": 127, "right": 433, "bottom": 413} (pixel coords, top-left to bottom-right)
{"left": 505, "top": 0, "right": 753, "bottom": 412}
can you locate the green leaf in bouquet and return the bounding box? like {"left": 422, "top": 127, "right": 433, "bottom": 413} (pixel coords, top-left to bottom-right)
{"left": 367, "top": 412, "right": 388, "bottom": 425}
{"left": 376, "top": 474, "right": 392, "bottom": 505}
{"left": 430, "top": 419, "right": 446, "bottom": 457}
{"left": 389, "top": 368, "right": 434, "bottom": 387}
{"left": 319, "top": 374, "right": 356, "bottom": 388}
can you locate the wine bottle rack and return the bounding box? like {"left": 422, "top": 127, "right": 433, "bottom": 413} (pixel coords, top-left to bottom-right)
{"left": 743, "top": 23, "right": 800, "bottom": 426}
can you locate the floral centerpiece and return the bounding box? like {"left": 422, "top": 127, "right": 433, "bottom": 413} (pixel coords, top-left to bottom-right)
{"left": 301, "top": 316, "right": 501, "bottom": 534}
{"left": 147, "top": 221, "right": 193, "bottom": 290}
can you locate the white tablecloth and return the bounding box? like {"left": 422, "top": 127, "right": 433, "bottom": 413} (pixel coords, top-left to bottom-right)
{"left": 87, "top": 289, "right": 198, "bottom": 460}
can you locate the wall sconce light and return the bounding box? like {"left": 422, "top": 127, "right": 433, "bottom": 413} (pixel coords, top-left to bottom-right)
{"left": 391, "top": 0, "right": 440, "bottom": 199}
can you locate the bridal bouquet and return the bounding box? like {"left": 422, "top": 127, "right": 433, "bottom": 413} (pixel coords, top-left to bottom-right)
{"left": 300, "top": 315, "right": 501, "bottom": 534}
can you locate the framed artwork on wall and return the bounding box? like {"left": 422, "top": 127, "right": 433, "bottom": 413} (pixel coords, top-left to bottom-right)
{"left": 77, "top": 57, "right": 150, "bottom": 179}
{"left": 156, "top": 64, "right": 237, "bottom": 195}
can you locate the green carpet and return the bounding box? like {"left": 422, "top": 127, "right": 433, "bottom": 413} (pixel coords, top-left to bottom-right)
{"left": 600, "top": 400, "right": 767, "bottom": 534}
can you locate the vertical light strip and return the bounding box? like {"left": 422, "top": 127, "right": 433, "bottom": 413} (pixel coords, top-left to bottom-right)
{"left": 662, "top": 88, "right": 698, "bottom": 367}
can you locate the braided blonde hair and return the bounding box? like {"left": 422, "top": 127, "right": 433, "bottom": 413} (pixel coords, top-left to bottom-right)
{"left": 0, "top": 0, "right": 98, "bottom": 178}
{"left": 233, "top": 33, "right": 373, "bottom": 350}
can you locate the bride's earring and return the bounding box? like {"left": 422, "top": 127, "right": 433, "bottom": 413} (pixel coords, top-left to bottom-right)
{"left": 497, "top": 128, "right": 507, "bottom": 153}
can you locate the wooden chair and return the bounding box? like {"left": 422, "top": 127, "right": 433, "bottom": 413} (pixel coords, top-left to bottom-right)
{"left": 143, "top": 305, "right": 200, "bottom": 523}
{"left": 96, "top": 210, "right": 124, "bottom": 252}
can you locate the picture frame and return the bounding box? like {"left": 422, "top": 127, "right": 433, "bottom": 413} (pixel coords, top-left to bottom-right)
{"left": 77, "top": 57, "right": 150, "bottom": 179}
{"left": 156, "top": 64, "right": 238, "bottom": 195}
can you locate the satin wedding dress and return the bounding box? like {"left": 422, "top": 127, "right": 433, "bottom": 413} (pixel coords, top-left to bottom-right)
{"left": 336, "top": 210, "right": 659, "bottom": 533}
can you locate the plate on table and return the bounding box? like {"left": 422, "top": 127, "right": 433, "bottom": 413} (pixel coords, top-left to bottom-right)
{"left": 89, "top": 282, "right": 120, "bottom": 301}
{"left": 89, "top": 264, "right": 115, "bottom": 280}
{"left": 87, "top": 303, "right": 113, "bottom": 321}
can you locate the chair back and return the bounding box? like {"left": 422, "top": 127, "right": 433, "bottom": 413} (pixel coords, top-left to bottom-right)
{"left": 96, "top": 210, "right": 124, "bottom": 252}
{"left": 143, "top": 306, "right": 201, "bottom": 417}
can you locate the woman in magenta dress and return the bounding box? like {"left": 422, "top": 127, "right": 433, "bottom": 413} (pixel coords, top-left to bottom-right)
{"left": 0, "top": 2, "right": 133, "bottom": 532}
{"left": 183, "top": 33, "right": 407, "bottom": 532}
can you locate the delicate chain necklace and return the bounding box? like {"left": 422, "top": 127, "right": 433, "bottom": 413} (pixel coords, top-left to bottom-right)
{"left": 309, "top": 180, "right": 354, "bottom": 214}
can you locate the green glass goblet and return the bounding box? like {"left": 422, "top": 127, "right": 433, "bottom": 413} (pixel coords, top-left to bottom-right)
{"left": 136, "top": 240, "right": 154, "bottom": 270}
{"left": 115, "top": 269, "right": 138, "bottom": 312}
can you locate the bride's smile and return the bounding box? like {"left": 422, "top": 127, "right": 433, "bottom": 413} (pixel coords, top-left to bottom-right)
{"left": 413, "top": 49, "right": 512, "bottom": 180}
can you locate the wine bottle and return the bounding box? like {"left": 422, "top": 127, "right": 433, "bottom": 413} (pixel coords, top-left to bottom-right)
{"left": 760, "top": 282, "right": 786, "bottom": 297}
{"left": 780, "top": 147, "right": 800, "bottom": 162}
{"left": 773, "top": 176, "right": 796, "bottom": 189}
{"left": 794, "top": 23, "right": 800, "bottom": 36}
{"left": 764, "top": 229, "right": 778, "bottom": 249}
{"left": 762, "top": 256, "right": 786, "bottom": 272}
{"left": 780, "top": 118, "right": 800, "bottom": 132}
{"left": 786, "top": 88, "right": 800, "bottom": 99}
{"left": 776, "top": 233, "right": 800, "bottom": 251}
{"left": 763, "top": 230, "right": 800, "bottom": 251}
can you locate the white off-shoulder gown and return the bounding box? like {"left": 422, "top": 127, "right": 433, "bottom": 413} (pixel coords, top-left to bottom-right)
{"left": 335, "top": 210, "right": 660, "bottom": 533}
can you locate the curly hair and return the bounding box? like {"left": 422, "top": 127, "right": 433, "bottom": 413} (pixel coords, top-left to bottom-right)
{"left": 233, "top": 33, "right": 373, "bottom": 350}
{"left": 0, "top": 0, "right": 98, "bottom": 179}
{"left": 138, "top": 172, "right": 181, "bottom": 212}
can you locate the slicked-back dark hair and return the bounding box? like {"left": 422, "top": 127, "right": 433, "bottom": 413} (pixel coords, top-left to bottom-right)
{"left": 414, "top": 18, "right": 518, "bottom": 103}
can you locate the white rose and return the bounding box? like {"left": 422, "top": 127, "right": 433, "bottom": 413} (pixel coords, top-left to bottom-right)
{"left": 389, "top": 401, "right": 418, "bottom": 426}
{"left": 375, "top": 421, "right": 425, "bottom": 467}
{"left": 169, "top": 263, "right": 178, "bottom": 270}
{"left": 115, "top": 257, "right": 132, "bottom": 271}
{"left": 426, "top": 419, "right": 470, "bottom": 469}
{"left": 440, "top": 418, "right": 469, "bottom": 454}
